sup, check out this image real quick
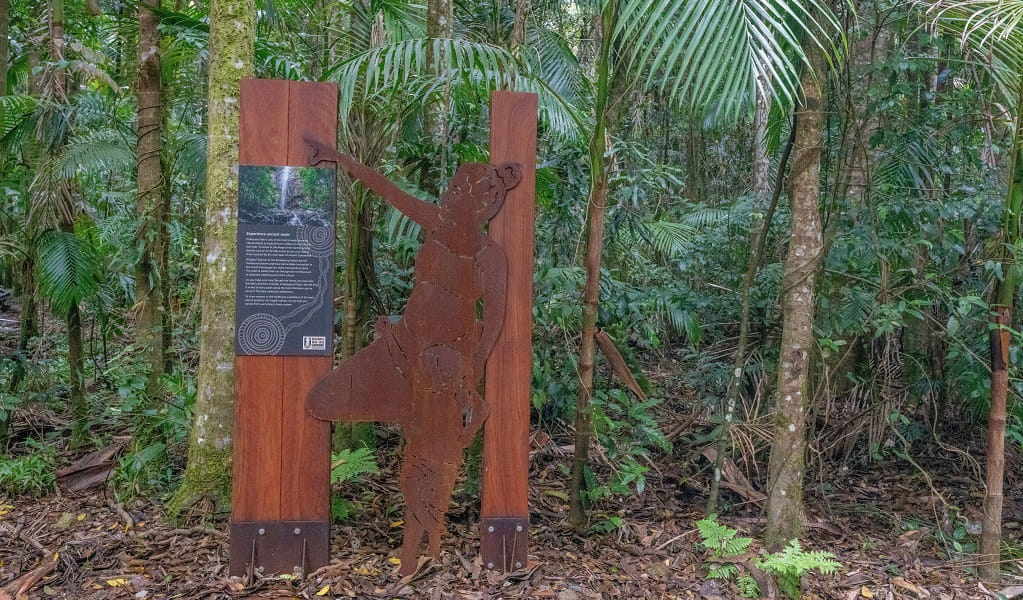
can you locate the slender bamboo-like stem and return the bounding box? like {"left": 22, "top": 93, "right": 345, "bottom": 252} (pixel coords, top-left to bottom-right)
{"left": 979, "top": 77, "right": 1023, "bottom": 584}
{"left": 568, "top": 0, "right": 615, "bottom": 532}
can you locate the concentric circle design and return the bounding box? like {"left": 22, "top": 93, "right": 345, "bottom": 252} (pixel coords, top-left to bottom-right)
{"left": 297, "top": 225, "right": 334, "bottom": 257}
{"left": 237, "top": 313, "right": 286, "bottom": 355}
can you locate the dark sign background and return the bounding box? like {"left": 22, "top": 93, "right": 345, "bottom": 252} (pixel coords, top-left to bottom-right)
{"left": 235, "top": 165, "right": 335, "bottom": 356}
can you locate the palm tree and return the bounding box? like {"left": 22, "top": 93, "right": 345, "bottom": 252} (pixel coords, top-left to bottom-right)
{"left": 922, "top": 0, "right": 1023, "bottom": 582}
{"left": 567, "top": 0, "right": 839, "bottom": 530}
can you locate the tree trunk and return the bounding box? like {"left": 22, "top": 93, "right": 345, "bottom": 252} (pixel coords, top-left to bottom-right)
{"left": 136, "top": 0, "right": 167, "bottom": 395}
{"left": 47, "top": 0, "right": 66, "bottom": 100}
{"left": 424, "top": 0, "right": 452, "bottom": 189}
{"left": 511, "top": 0, "right": 529, "bottom": 53}
{"left": 979, "top": 83, "right": 1023, "bottom": 583}
{"left": 67, "top": 298, "right": 87, "bottom": 441}
{"left": 764, "top": 43, "right": 825, "bottom": 548}
{"left": 568, "top": 0, "right": 614, "bottom": 533}
{"left": 168, "top": 0, "right": 255, "bottom": 517}
{"left": 752, "top": 86, "right": 771, "bottom": 200}
{"left": 708, "top": 115, "right": 796, "bottom": 514}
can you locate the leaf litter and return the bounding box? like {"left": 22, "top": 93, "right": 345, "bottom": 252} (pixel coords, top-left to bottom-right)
{"left": 0, "top": 437, "right": 1019, "bottom": 599}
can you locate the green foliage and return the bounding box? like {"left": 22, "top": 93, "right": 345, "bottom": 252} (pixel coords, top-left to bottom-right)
{"left": 736, "top": 574, "right": 761, "bottom": 598}
{"left": 328, "top": 448, "right": 379, "bottom": 523}
{"left": 330, "top": 447, "right": 379, "bottom": 485}
{"left": 36, "top": 228, "right": 101, "bottom": 317}
{"left": 589, "top": 514, "right": 625, "bottom": 535}
{"left": 616, "top": 0, "right": 841, "bottom": 121}
{"left": 756, "top": 540, "right": 841, "bottom": 600}
{"left": 0, "top": 445, "right": 56, "bottom": 498}
{"left": 331, "top": 496, "right": 358, "bottom": 523}
{"left": 697, "top": 516, "right": 754, "bottom": 559}
{"left": 696, "top": 516, "right": 839, "bottom": 599}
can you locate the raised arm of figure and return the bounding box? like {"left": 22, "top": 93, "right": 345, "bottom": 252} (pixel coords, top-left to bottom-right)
{"left": 305, "top": 137, "right": 441, "bottom": 230}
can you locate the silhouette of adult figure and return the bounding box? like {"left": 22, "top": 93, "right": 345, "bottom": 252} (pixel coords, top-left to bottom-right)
{"left": 305, "top": 139, "right": 520, "bottom": 574}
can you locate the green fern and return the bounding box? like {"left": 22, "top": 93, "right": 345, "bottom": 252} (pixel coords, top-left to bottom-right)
{"left": 330, "top": 447, "right": 379, "bottom": 485}
{"left": 697, "top": 516, "right": 754, "bottom": 560}
{"left": 756, "top": 540, "right": 841, "bottom": 600}
{"left": 706, "top": 563, "right": 740, "bottom": 580}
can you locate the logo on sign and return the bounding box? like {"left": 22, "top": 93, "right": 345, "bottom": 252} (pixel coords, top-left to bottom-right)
{"left": 303, "top": 336, "right": 327, "bottom": 351}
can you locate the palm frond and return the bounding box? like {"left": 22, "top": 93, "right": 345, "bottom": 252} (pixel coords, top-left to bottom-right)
{"left": 169, "top": 130, "right": 208, "bottom": 182}
{"left": 36, "top": 228, "right": 101, "bottom": 317}
{"left": 616, "top": 0, "right": 840, "bottom": 122}
{"left": 328, "top": 38, "right": 587, "bottom": 140}
{"left": 52, "top": 134, "right": 135, "bottom": 181}
{"left": 525, "top": 24, "right": 592, "bottom": 107}
{"left": 923, "top": 0, "right": 1023, "bottom": 101}
{"left": 0, "top": 95, "right": 38, "bottom": 152}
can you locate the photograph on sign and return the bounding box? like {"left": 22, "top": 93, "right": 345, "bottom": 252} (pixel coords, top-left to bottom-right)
{"left": 239, "top": 164, "right": 334, "bottom": 226}
{"left": 235, "top": 165, "right": 336, "bottom": 356}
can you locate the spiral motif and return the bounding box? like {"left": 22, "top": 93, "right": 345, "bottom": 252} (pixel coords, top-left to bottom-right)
{"left": 237, "top": 313, "right": 286, "bottom": 355}
{"left": 298, "top": 225, "right": 334, "bottom": 257}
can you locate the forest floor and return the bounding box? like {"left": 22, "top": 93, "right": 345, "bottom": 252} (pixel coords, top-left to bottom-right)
{"left": 1, "top": 424, "right": 1021, "bottom": 600}
{"left": 2, "top": 303, "right": 1022, "bottom": 599}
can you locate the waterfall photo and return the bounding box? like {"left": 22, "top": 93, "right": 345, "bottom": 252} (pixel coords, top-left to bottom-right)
{"left": 238, "top": 165, "right": 334, "bottom": 226}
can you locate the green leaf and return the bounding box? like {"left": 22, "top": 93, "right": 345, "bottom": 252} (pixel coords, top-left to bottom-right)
{"left": 36, "top": 229, "right": 101, "bottom": 317}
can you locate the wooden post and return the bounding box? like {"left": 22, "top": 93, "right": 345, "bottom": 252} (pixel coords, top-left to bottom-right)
{"left": 230, "top": 79, "right": 337, "bottom": 577}
{"left": 481, "top": 90, "right": 537, "bottom": 572}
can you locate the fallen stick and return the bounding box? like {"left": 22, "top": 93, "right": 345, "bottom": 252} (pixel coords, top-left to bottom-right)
{"left": 1, "top": 550, "right": 57, "bottom": 599}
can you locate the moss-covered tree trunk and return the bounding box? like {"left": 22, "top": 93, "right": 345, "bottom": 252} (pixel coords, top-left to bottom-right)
{"left": 136, "top": 0, "right": 168, "bottom": 395}
{"left": 764, "top": 42, "right": 825, "bottom": 548}
{"left": 168, "top": 0, "right": 254, "bottom": 516}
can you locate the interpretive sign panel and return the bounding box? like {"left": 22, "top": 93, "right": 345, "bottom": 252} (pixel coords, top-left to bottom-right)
{"left": 235, "top": 165, "right": 335, "bottom": 356}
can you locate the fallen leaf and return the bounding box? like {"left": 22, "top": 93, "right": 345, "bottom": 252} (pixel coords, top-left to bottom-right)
{"left": 316, "top": 585, "right": 330, "bottom": 596}
{"left": 892, "top": 577, "right": 929, "bottom": 598}
{"left": 390, "top": 521, "right": 404, "bottom": 528}
{"left": 388, "top": 558, "right": 401, "bottom": 565}
{"left": 77, "top": 513, "right": 86, "bottom": 521}
{"left": 0, "top": 503, "right": 13, "bottom": 517}
{"left": 861, "top": 587, "right": 873, "bottom": 598}
{"left": 543, "top": 490, "right": 570, "bottom": 501}
{"left": 106, "top": 579, "right": 128, "bottom": 587}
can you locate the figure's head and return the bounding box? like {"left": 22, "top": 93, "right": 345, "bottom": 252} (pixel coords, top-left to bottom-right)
{"left": 442, "top": 162, "right": 522, "bottom": 222}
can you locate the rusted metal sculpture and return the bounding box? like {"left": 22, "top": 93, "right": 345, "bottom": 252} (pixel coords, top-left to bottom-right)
{"left": 306, "top": 138, "right": 521, "bottom": 574}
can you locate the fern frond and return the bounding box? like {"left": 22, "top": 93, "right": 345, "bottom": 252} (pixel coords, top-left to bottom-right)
{"left": 330, "top": 447, "right": 380, "bottom": 484}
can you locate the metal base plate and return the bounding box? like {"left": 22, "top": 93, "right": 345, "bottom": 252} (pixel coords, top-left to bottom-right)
{"left": 229, "top": 520, "right": 329, "bottom": 577}
{"left": 480, "top": 517, "right": 528, "bottom": 572}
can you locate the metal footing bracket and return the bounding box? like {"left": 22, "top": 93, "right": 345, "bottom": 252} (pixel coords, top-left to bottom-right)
{"left": 480, "top": 517, "right": 528, "bottom": 572}
{"left": 229, "top": 520, "right": 329, "bottom": 577}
